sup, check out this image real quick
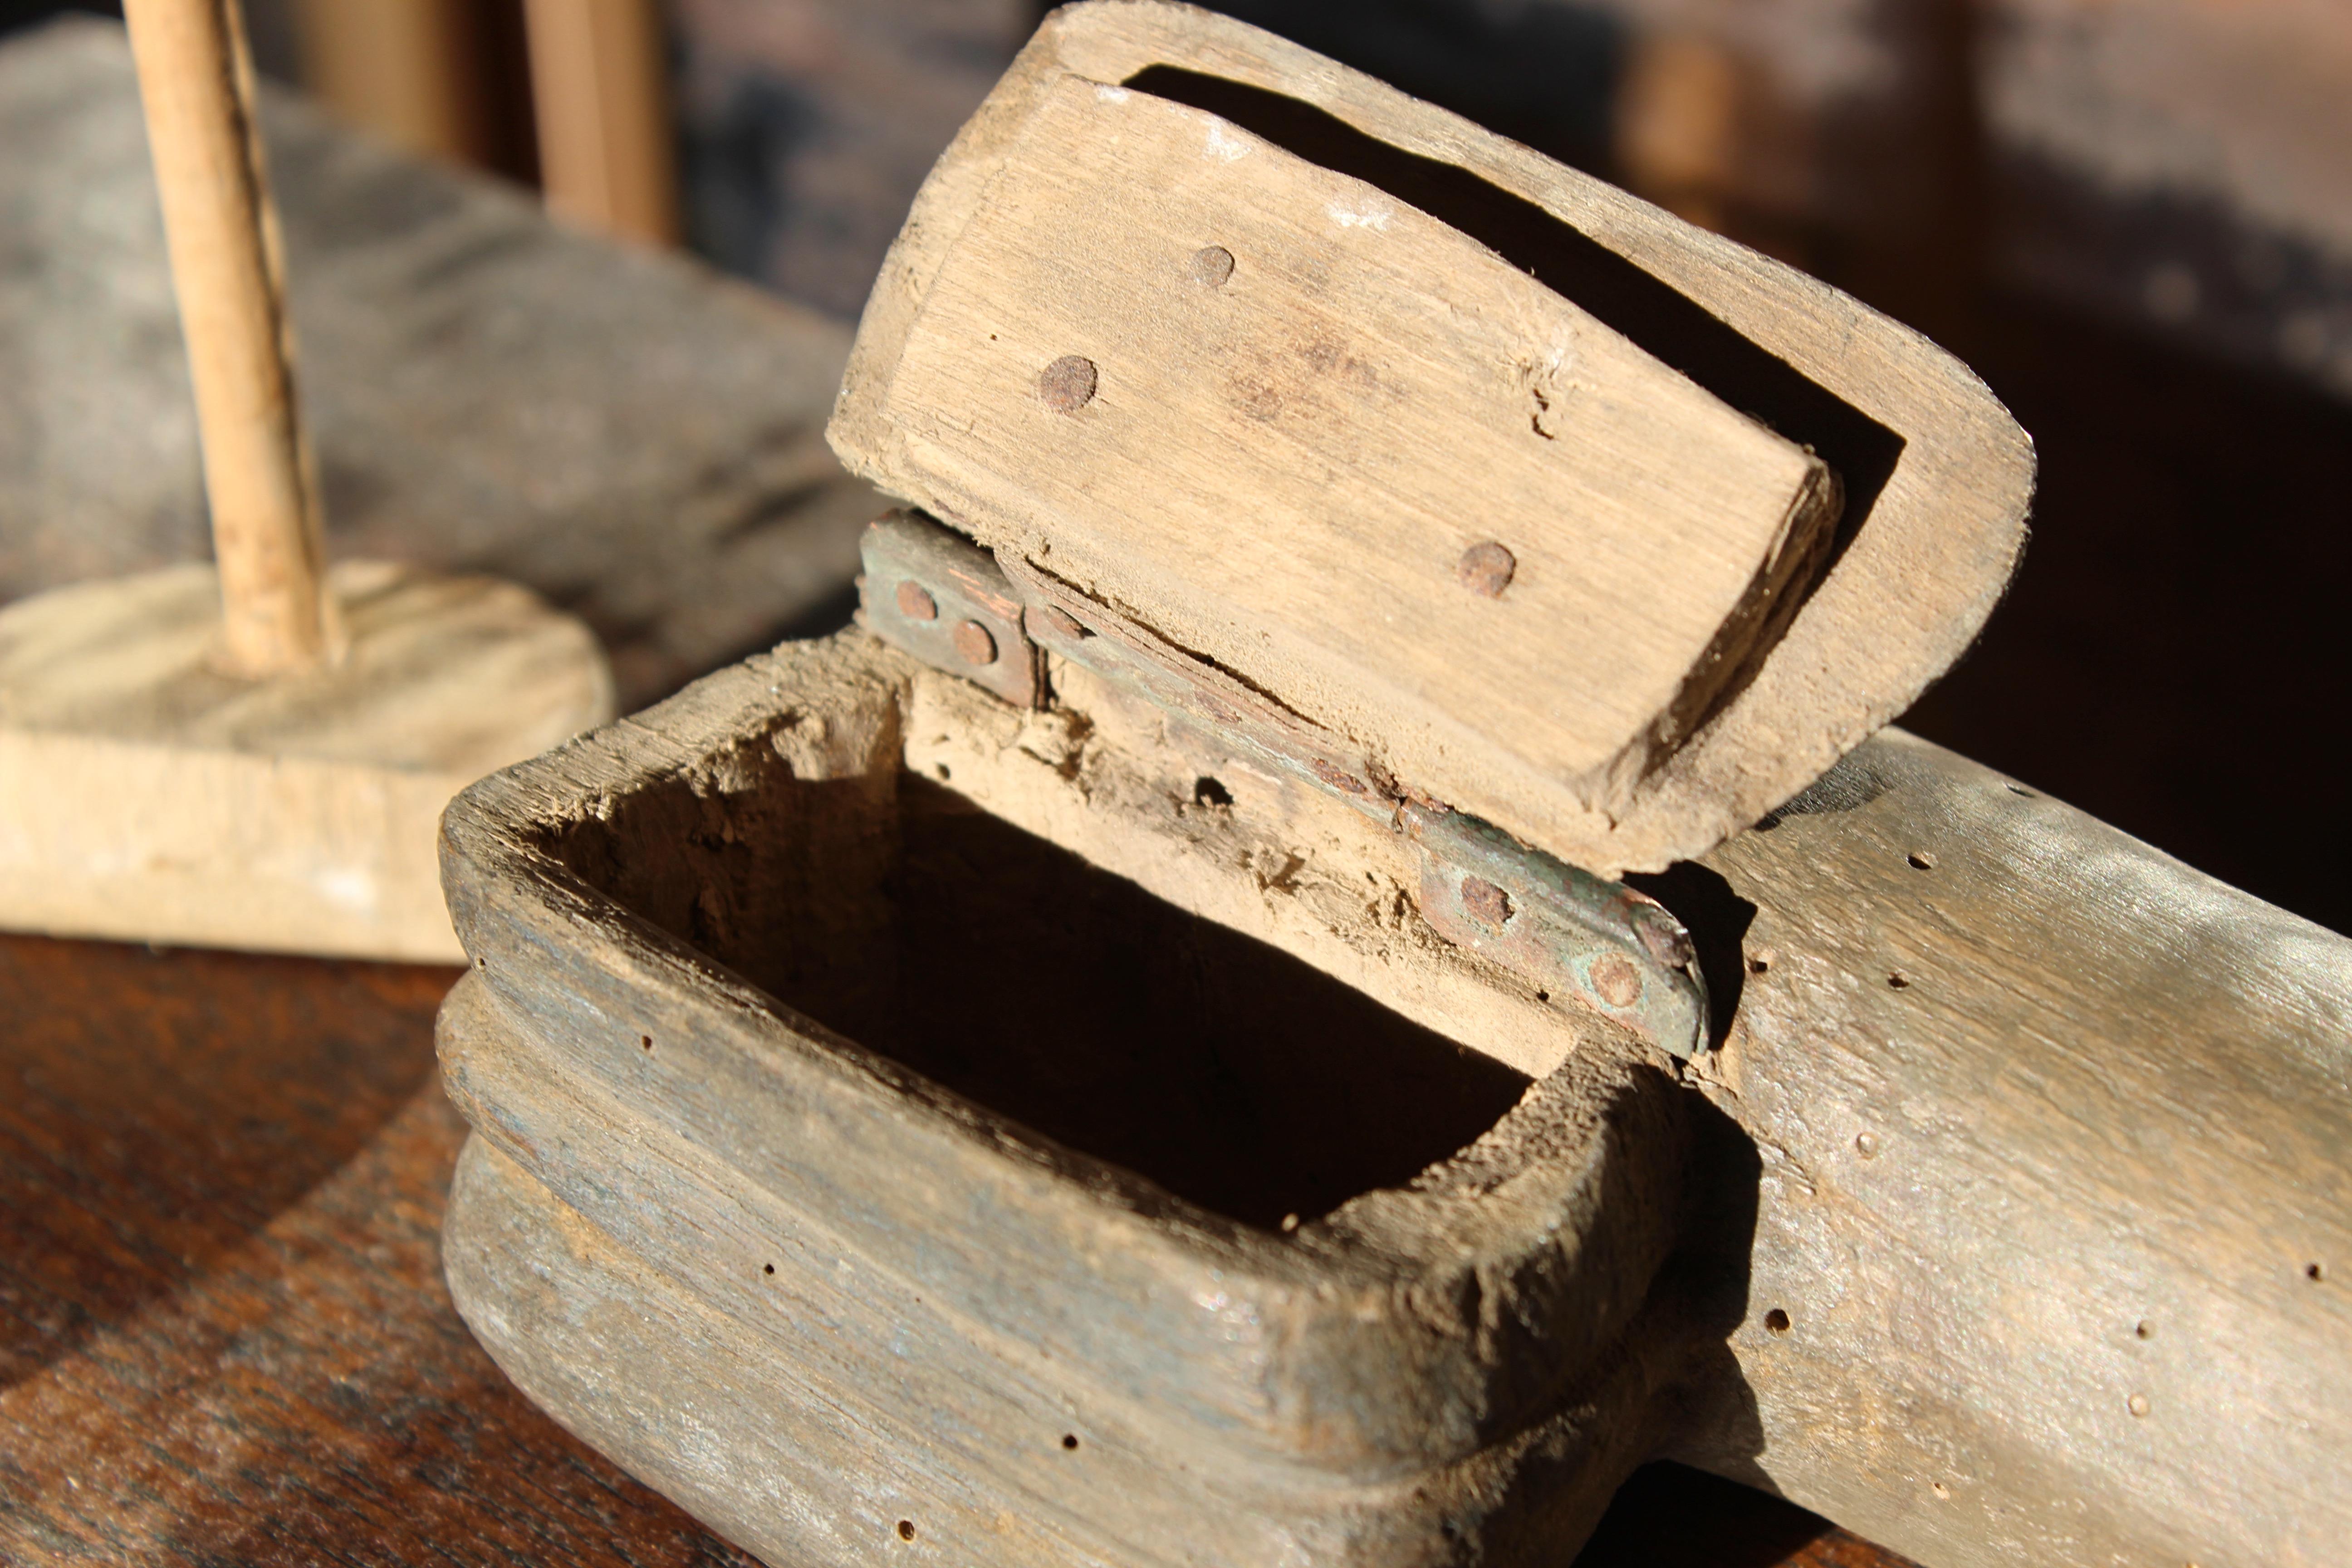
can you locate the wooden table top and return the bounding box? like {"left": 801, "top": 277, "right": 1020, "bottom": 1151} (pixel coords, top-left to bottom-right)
{"left": 0, "top": 930, "right": 1914, "bottom": 1565}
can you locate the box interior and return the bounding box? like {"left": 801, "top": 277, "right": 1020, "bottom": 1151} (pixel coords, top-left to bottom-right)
{"left": 546, "top": 753, "right": 1529, "bottom": 1232}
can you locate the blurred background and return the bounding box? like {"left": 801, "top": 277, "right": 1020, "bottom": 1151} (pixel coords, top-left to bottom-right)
{"left": 5, "top": 0, "right": 2347, "bottom": 933}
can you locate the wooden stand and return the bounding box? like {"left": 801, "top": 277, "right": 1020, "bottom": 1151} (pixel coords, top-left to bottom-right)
{"left": 0, "top": 0, "right": 612, "bottom": 961}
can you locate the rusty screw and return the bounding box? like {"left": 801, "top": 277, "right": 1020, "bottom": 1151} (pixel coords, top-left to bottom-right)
{"left": 1039, "top": 355, "right": 1099, "bottom": 413}
{"left": 1460, "top": 877, "right": 1513, "bottom": 931}
{"left": 896, "top": 580, "right": 939, "bottom": 622}
{"left": 1458, "top": 541, "right": 1516, "bottom": 597}
{"left": 1590, "top": 952, "right": 1644, "bottom": 1008}
{"left": 953, "top": 619, "right": 999, "bottom": 666}
{"left": 1190, "top": 245, "right": 1235, "bottom": 287}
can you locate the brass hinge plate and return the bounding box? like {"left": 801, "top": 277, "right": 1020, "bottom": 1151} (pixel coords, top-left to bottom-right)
{"left": 858, "top": 510, "right": 1707, "bottom": 1057}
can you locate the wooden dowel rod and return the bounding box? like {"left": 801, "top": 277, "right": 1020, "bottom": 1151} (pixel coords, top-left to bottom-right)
{"left": 523, "top": 0, "right": 680, "bottom": 248}
{"left": 124, "top": 0, "right": 334, "bottom": 676}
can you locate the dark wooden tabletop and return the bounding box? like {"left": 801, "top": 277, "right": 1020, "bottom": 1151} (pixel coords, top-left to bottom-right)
{"left": 0, "top": 929, "right": 1915, "bottom": 1565}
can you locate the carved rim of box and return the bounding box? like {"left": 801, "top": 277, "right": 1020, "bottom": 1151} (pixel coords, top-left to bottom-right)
{"left": 433, "top": 620, "right": 1702, "bottom": 1512}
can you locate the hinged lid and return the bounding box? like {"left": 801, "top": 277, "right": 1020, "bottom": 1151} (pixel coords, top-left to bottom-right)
{"left": 829, "top": 0, "right": 2032, "bottom": 876}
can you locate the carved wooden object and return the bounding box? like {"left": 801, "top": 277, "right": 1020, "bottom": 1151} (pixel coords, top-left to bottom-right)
{"left": 437, "top": 630, "right": 2349, "bottom": 1568}
{"left": 830, "top": 2, "right": 2033, "bottom": 877}
{"left": 432, "top": 5, "right": 2345, "bottom": 1567}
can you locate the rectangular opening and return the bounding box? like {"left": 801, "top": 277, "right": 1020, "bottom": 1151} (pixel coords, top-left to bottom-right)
{"left": 545, "top": 758, "right": 1529, "bottom": 1232}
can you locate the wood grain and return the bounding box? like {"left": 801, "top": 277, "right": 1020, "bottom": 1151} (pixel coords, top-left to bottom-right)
{"left": 0, "top": 558, "right": 613, "bottom": 961}
{"left": 1680, "top": 728, "right": 2352, "bottom": 1568}
{"left": 0, "top": 926, "right": 1903, "bottom": 1566}
{"left": 437, "top": 624, "right": 2348, "bottom": 1567}
{"left": 0, "top": 934, "right": 755, "bottom": 1567}
{"left": 123, "top": 0, "right": 335, "bottom": 675}
{"left": 873, "top": 74, "right": 1838, "bottom": 811}
{"left": 829, "top": 0, "right": 2034, "bottom": 876}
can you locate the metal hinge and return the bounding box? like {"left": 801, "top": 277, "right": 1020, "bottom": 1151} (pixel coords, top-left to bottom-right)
{"left": 858, "top": 510, "right": 1708, "bottom": 1058}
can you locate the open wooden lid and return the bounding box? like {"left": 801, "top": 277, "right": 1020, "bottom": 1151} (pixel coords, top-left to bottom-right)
{"left": 829, "top": 1, "right": 2031, "bottom": 876}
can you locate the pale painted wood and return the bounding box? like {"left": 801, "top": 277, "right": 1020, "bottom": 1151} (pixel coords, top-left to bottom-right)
{"left": 830, "top": 0, "right": 2034, "bottom": 877}
{"left": 0, "top": 559, "right": 612, "bottom": 960}
{"left": 123, "top": 0, "right": 334, "bottom": 674}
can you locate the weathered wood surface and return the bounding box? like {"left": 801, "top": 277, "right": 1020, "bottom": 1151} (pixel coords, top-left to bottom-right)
{"left": 1683, "top": 730, "right": 2350, "bottom": 1567}
{"left": 0, "top": 928, "right": 1901, "bottom": 1566}
{"left": 881, "top": 628, "right": 2352, "bottom": 1566}
{"left": 829, "top": 0, "right": 2033, "bottom": 878}
{"left": 922, "top": 614, "right": 2352, "bottom": 1563}
{"left": 0, "top": 17, "right": 877, "bottom": 709}
{"left": 866, "top": 74, "right": 1839, "bottom": 823}
{"left": 0, "top": 558, "right": 612, "bottom": 961}
{"left": 439, "top": 623, "right": 2347, "bottom": 1568}
{"left": 435, "top": 632, "right": 1695, "bottom": 1562}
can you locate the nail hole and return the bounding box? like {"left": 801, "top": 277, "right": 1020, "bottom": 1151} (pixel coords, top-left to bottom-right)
{"left": 1193, "top": 775, "right": 1233, "bottom": 807}
{"left": 2308, "top": 1262, "right": 2326, "bottom": 1282}
{"left": 1746, "top": 952, "right": 1771, "bottom": 975}
{"left": 1907, "top": 852, "right": 1936, "bottom": 871}
{"left": 1061, "top": 1433, "right": 1079, "bottom": 1450}
{"left": 1931, "top": 1481, "right": 1950, "bottom": 1499}
{"left": 1764, "top": 1308, "right": 1791, "bottom": 1334}
{"left": 1888, "top": 972, "right": 1911, "bottom": 989}
{"left": 639, "top": 1035, "right": 653, "bottom": 1051}
{"left": 763, "top": 1264, "right": 775, "bottom": 1276}
{"left": 2128, "top": 1393, "right": 2151, "bottom": 1417}
{"left": 2135, "top": 1319, "right": 2153, "bottom": 1338}
{"left": 897, "top": 1519, "right": 916, "bottom": 1541}
{"left": 933, "top": 763, "right": 951, "bottom": 781}
{"left": 1534, "top": 990, "right": 1550, "bottom": 1003}
{"left": 1855, "top": 1131, "right": 1879, "bottom": 1158}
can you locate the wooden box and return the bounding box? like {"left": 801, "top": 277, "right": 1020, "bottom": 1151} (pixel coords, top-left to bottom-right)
{"left": 433, "top": 7, "right": 2350, "bottom": 1567}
